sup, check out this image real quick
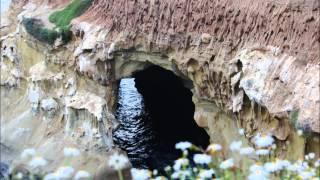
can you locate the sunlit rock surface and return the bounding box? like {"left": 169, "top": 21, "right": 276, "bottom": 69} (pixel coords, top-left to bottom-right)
{"left": 0, "top": 0, "right": 319, "bottom": 176}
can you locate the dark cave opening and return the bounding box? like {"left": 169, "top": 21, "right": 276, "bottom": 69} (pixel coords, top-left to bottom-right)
{"left": 133, "top": 66, "right": 209, "bottom": 147}
{"left": 114, "top": 65, "right": 209, "bottom": 169}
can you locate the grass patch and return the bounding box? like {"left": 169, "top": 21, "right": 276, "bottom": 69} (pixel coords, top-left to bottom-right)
{"left": 22, "top": 0, "right": 92, "bottom": 45}
{"left": 49, "top": 0, "right": 92, "bottom": 30}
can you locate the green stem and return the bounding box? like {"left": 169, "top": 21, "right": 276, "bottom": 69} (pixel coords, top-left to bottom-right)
{"left": 118, "top": 170, "right": 124, "bottom": 180}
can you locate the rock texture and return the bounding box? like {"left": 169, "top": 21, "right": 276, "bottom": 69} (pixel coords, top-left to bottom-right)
{"left": 73, "top": 0, "right": 320, "bottom": 153}
{"left": 0, "top": 2, "right": 121, "bottom": 176}
{"left": 75, "top": 0, "right": 320, "bottom": 132}
{"left": 1, "top": 0, "right": 319, "bottom": 175}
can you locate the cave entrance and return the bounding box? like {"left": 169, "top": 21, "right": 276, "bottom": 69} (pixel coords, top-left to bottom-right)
{"left": 113, "top": 65, "right": 209, "bottom": 169}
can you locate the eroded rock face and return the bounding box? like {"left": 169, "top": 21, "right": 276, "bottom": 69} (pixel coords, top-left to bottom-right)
{"left": 73, "top": 0, "right": 319, "bottom": 132}
{"left": 73, "top": 0, "right": 320, "bottom": 158}
{"left": 237, "top": 47, "right": 320, "bottom": 132}
{"left": 0, "top": 0, "right": 319, "bottom": 174}
{"left": 0, "top": 2, "right": 121, "bottom": 175}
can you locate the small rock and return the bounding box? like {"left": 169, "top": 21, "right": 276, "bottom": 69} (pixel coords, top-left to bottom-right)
{"left": 201, "top": 33, "right": 212, "bottom": 44}
{"left": 41, "top": 98, "right": 58, "bottom": 112}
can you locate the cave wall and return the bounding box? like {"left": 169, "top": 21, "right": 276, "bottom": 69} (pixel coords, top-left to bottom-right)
{"left": 0, "top": 0, "right": 319, "bottom": 174}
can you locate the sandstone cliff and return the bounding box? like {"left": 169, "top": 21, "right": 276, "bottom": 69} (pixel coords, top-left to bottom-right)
{"left": 1, "top": 0, "right": 319, "bottom": 177}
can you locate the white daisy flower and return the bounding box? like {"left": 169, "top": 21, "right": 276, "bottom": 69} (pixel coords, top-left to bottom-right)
{"left": 249, "top": 164, "right": 264, "bottom": 172}
{"left": 297, "top": 129, "right": 303, "bottom": 136}
{"left": 305, "top": 155, "right": 310, "bottom": 160}
{"left": 219, "top": 158, "right": 234, "bottom": 169}
{"left": 21, "top": 148, "right": 36, "bottom": 160}
{"left": 171, "top": 172, "right": 179, "bottom": 179}
{"left": 287, "top": 163, "right": 304, "bottom": 172}
{"left": 253, "top": 133, "right": 274, "bottom": 148}
{"left": 108, "top": 153, "right": 129, "bottom": 170}
{"left": 173, "top": 158, "right": 189, "bottom": 171}
{"left": 239, "top": 147, "right": 255, "bottom": 155}
{"left": 181, "top": 170, "right": 191, "bottom": 177}
{"left": 278, "top": 159, "right": 291, "bottom": 168}
{"left": 256, "top": 149, "right": 270, "bottom": 156}
{"left": 164, "top": 166, "right": 171, "bottom": 171}
{"left": 44, "top": 173, "right": 58, "bottom": 180}
{"left": 207, "top": 144, "right": 222, "bottom": 153}
{"left": 238, "top": 128, "right": 245, "bottom": 135}
{"left": 302, "top": 161, "right": 309, "bottom": 169}
{"left": 28, "top": 156, "right": 47, "bottom": 168}
{"left": 299, "top": 170, "right": 316, "bottom": 180}
{"left": 198, "top": 169, "right": 215, "bottom": 179}
{"left": 175, "top": 141, "right": 192, "bottom": 151}
{"left": 193, "top": 154, "right": 212, "bottom": 165}
{"left": 130, "top": 168, "right": 150, "bottom": 180}
{"left": 153, "top": 176, "right": 167, "bottom": 180}
{"left": 171, "top": 170, "right": 191, "bottom": 179}
{"left": 314, "top": 159, "right": 320, "bottom": 167}
{"left": 229, "top": 141, "right": 242, "bottom": 152}
{"left": 15, "top": 172, "right": 23, "bottom": 179}
{"left": 193, "top": 167, "right": 198, "bottom": 172}
{"left": 248, "top": 164, "right": 269, "bottom": 180}
{"left": 248, "top": 169, "right": 269, "bottom": 180}
{"left": 55, "top": 166, "right": 74, "bottom": 179}
{"left": 264, "top": 161, "right": 282, "bottom": 173}
{"left": 152, "top": 170, "right": 158, "bottom": 176}
{"left": 264, "top": 159, "right": 290, "bottom": 173}
{"left": 308, "top": 153, "right": 316, "bottom": 159}
{"left": 63, "top": 147, "right": 80, "bottom": 157}
{"left": 74, "top": 170, "right": 90, "bottom": 180}
{"left": 305, "top": 153, "right": 316, "bottom": 160}
{"left": 183, "top": 150, "right": 188, "bottom": 156}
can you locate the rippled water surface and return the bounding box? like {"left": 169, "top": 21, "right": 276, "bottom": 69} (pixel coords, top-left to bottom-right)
{"left": 113, "top": 78, "right": 182, "bottom": 169}
{"left": 113, "top": 78, "right": 156, "bottom": 168}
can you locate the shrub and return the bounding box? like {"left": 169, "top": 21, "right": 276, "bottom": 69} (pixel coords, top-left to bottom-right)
{"left": 22, "top": 18, "right": 58, "bottom": 45}
{"left": 23, "top": 18, "right": 74, "bottom": 45}
{"left": 59, "top": 26, "right": 72, "bottom": 43}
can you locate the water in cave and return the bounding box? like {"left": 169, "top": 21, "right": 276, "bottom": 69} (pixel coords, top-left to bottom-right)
{"left": 113, "top": 66, "right": 209, "bottom": 169}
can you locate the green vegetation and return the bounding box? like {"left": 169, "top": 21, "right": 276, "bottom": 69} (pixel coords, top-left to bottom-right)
{"left": 22, "top": 0, "right": 92, "bottom": 45}
{"left": 49, "top": 0, "right": 92, "bottom": 30}
{"left": 22, "top": 18, "right": 71, "bottom": 45}
{"left": 22, "top": 18, "right": 58, "bottom": 45}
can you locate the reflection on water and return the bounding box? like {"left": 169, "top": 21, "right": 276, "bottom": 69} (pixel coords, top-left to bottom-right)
{"left": 113, "top": 78, "right": 182, "bottom": 169}
{"left": 113, "top": 78, "right": 156, "bottom": 169}
{"left": 113, "top": 71, "right": 210, "bottom": 170}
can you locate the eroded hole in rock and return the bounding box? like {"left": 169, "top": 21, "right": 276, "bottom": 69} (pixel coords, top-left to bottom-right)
{"left": 113, "top": 65, "right": 209, "bottom": 169}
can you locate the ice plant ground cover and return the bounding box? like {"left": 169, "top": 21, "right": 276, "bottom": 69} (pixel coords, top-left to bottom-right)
{"left": 8, "top": 131, "right": 320, "bottom": 179}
